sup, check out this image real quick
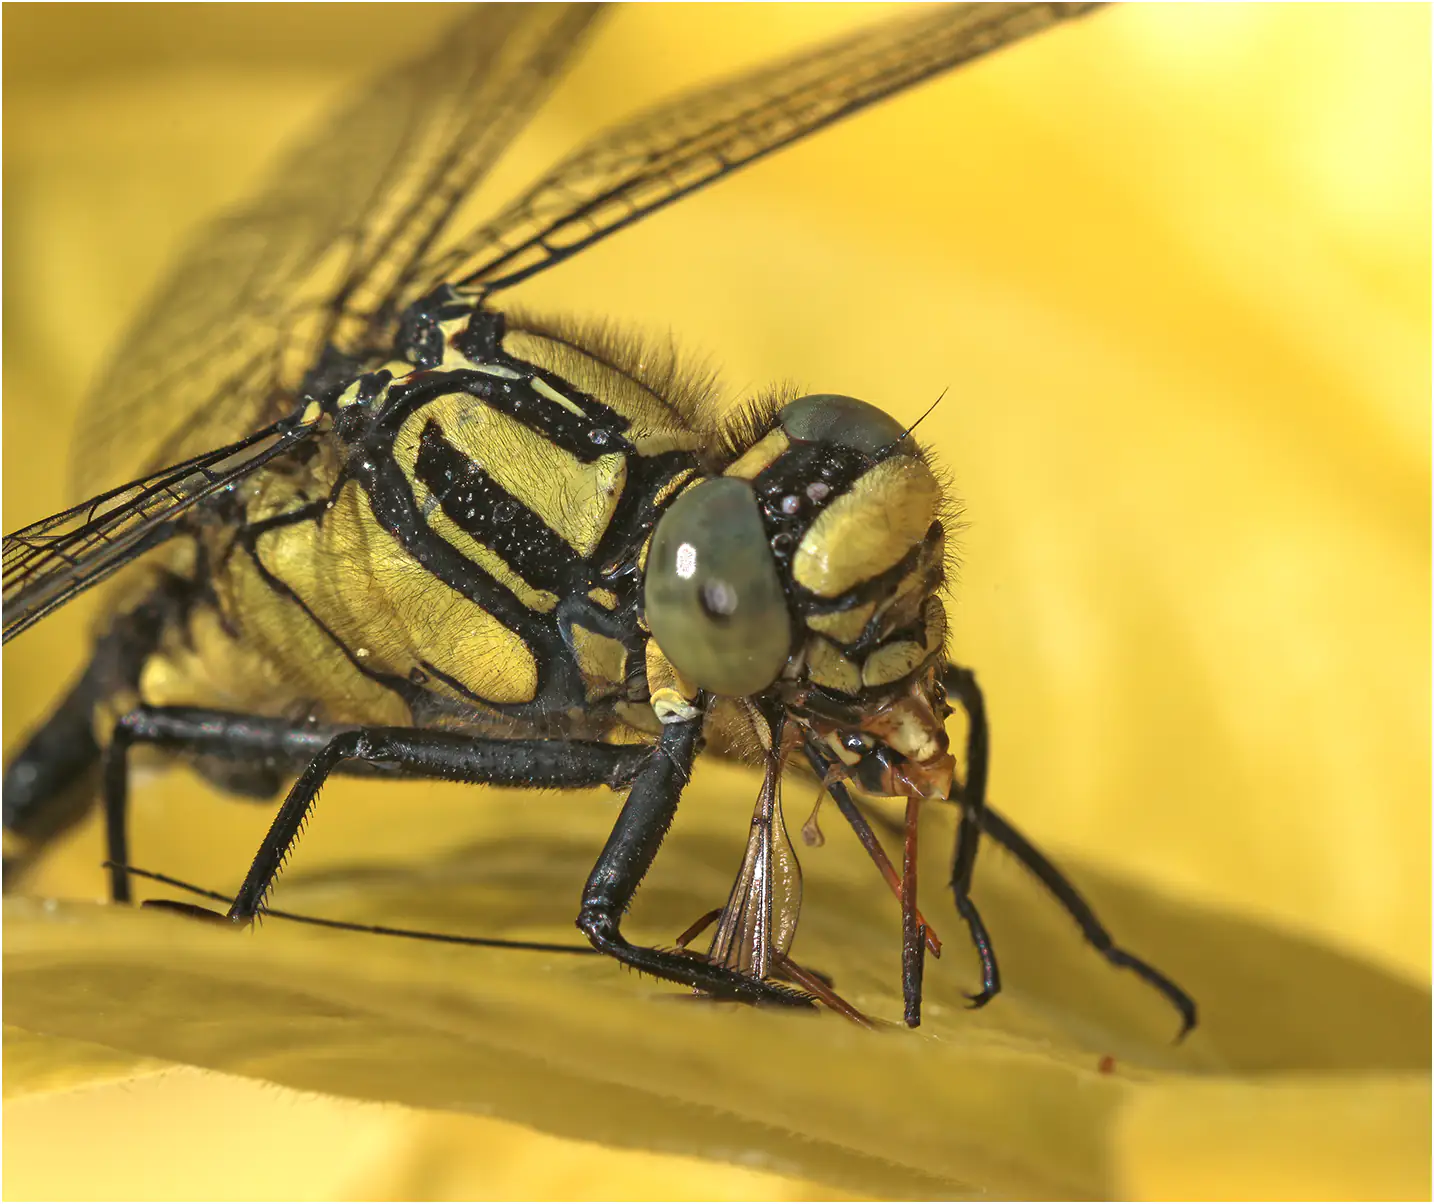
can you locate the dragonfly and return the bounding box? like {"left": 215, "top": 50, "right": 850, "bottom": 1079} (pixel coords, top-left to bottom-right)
{"left": 2, "top": 2, "right": 1196, "bottom": 1033}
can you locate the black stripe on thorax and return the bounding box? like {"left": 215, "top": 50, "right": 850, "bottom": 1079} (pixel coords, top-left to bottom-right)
{"left": 374, "top": 366, "right": 629, "bottom": 463}
{"left": 414, "top": 418, "right": 591, "bottom": 598}
{"left": 355, "top": 437, "right": 586, "bottom": 714}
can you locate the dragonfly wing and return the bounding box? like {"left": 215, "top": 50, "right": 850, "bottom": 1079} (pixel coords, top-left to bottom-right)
{"left": 420, "top": 3, "right": 1104, "bottom": 295}
{"left": 67, "top": 5, "right": 603, "bottom": 500}
{"left": 5, "top": 414, "right": 319, "bottom": 643}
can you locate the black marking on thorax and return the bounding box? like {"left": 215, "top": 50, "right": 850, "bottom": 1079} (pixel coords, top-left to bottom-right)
{"left": 374, "top": 366, "right": 629, "bottom": 463}
{"left": 328, "top": 296, "right": 703, "bottom": 715}
{"left": 413, "top": 418, "right": 591, "bottom": 598}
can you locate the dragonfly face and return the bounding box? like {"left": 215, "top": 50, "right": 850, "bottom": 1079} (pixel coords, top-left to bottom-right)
{"left": 2, "top": 3, "right": 1197, "bottom": 1034}
{"left": 643, "top": 392, "right": 955, "bottom": 794}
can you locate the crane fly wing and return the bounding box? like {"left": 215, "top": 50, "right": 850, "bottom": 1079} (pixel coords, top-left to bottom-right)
{"left": 422, "top": 3, "right": 1104, "bottom": 296}
{"left": 5, "top": 415, "right": 319, "bottom": 643}
{"left": 67, "top": 5, "right": 603, "bottom": 502}
{"left": 769, "top": 790, "right": 803, "bottom": 960}
{"left": 709, "top": 761, "right": 803, "bottom": 980}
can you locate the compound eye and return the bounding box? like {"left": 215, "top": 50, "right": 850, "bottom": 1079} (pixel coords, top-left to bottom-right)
{"left": 645, "top": 477, "right": 791, "bottom": 696}
{"left": 779, "top": 394, "right": 910, "bottom": 457}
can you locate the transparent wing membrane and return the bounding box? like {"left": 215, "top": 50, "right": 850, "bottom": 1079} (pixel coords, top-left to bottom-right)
{"left": 65, "top": 3, "right": 1099, "bottom": 500}
{"left": 4, "top": 413, "right": 318, "bottom": 643}
{"left": 9, "top": 3, "right": 1102, "bottom": 646}
{"left": 708, "top": 756, "right": 803, "bottom": 980}
{"left": 425, "top": 3, "right": 1102, "bottom": 295}
{"left": 67, "top": 4, "right": 602, "bottom": 498}
{"left": 0, "top": 4, "right": 1203, "bottom": 1038}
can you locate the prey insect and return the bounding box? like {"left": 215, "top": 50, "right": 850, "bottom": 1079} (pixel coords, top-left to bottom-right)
{"left": 3, "top": 3, "right": 1196, "bottom": 1033}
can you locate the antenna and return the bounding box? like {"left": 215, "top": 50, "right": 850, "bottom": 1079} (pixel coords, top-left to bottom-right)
{"left": 883, "top": 386, "right": 949, "bottom": 456}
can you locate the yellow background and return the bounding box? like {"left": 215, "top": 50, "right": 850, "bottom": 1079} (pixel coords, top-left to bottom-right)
{"left": 4, "top": 4, "right": 1429, "bottom": 1199}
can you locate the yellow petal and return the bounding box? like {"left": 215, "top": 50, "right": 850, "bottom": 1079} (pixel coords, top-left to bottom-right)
{"left": 4, "top": 4, "right": 1427, "bottom": 1200}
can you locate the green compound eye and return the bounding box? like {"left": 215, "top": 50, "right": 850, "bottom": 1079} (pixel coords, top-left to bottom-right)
{"left": 778, "top": 394, "right": 910, "bottom": 456}
{"left": 644, "top": 477, "right": 792, "bottom": 697}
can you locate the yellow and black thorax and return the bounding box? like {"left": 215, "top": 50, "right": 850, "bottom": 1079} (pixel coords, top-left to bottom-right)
{"left": 149, "top": 287, "right": 953, "bottom": 781}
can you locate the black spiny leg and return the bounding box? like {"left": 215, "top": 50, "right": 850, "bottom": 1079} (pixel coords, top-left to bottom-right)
{"left": 222, "top": 726, "right": 650, "bottom": 921}
{"left": 940, "top": 666, "right": 1199, "bottom": 1036}
{"left": 943, "top": 664, "right": 1001, "bottom": 1007}
{"left": 977, "top": 803, "right": 1198, "bottom": 1038}
{"left": 99, "top": 705, "right": 650, "bottom": 910}
{"left": 577, "top": 713, "right": 812, "bottom": 1008}
{"left": 102, "top": 707, "right": 374, "bottom": 905}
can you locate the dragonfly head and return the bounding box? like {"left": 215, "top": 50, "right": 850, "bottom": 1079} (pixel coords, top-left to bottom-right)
{"left": 644, "top": 393, "right": 956, "bottom": 800}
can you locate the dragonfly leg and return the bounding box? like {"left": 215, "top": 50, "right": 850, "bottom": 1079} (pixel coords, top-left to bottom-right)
{"left": 976, "top": 803, "right": 1199, "bottom": 1038}
{"left": 578, "top": 714, "right": 813, "bottom": 1008}
{"left": 942, "top": 664, "right": 1198, "bottom": 1036}
{"left": 99, "top": 705, "right": 649, "bottom": 911}
{"left": 940, "top": 664, "right": 1198, "bottom": 1035}
{"left": 101, "top": 705, "right": 362, "bottom": 904}
{"left": 942, "top": 663, "right": 1001, "bottom": 1007}
{"left": 224, "top": 725, "right": 649, "bottom": 921}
